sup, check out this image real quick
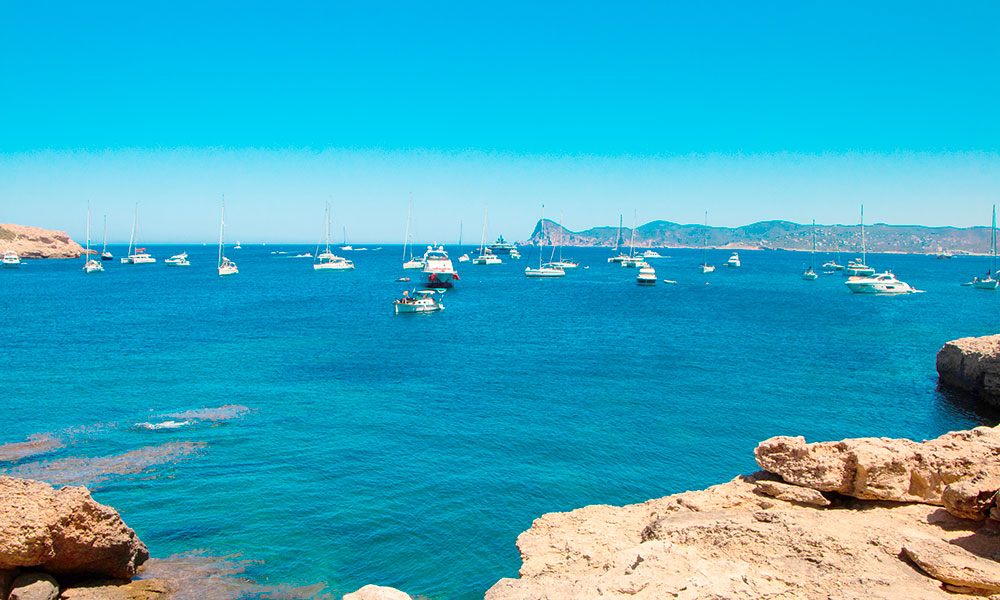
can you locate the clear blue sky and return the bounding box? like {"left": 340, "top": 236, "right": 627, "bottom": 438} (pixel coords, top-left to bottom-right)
{"left": 1, "top": 1, "right": 998, "bottom": 242}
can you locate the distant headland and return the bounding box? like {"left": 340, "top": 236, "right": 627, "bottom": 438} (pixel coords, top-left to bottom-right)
{"left": 0, "top": 224, "right": 85, "bottom": 259}
{"left": 523, "top": 219, "right": 993, "bottom": 255}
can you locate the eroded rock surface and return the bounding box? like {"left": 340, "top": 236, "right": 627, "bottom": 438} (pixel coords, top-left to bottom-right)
{"left": 0, "top": 477, "right": 148, "bottom": 578}
{"left": 0, "top": 224, "right": 84, "bottom": 259}
{"left": 754, "top": 426, "right": 1000, "bottom": 518}
{"left": 937, "top": 335, "right": 1000, "bottom": 405}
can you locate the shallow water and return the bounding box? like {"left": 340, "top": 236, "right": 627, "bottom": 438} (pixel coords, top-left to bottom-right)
{"left": 1, "top": 245, "right": 997, "bottom": 598}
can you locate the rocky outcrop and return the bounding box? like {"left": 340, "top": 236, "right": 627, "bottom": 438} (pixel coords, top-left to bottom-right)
{"left": 0, "top": 224, "right": 84, "bottom": 259}
{"left": 937, "top": 334, "right": 1000, "bottom": 406}
{"left": 8, "top": 573, "right": 58, "bottom": 600}
{"left": 0, "top": 477, "right": 148, "bottom": 579}
{"left": 342, "top": 584, "right": 412, "bottom": 600}
{"left": 488, "top": 425, "right": 1000, "bottom": 599}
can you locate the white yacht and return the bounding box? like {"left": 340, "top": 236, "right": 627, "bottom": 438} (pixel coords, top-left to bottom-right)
{"left": 2, "top": 250, "right": 19, "bottom": 268}
{"left": 845, "top": 272, "right": 915, "bottom": 294}
{"left": 725, "top": 252, "right": 741, "bottom": 267}
{"left": 82, "top": 201, "right": 103, "bottom": 273}
{"left": 218, "top": 197, "right": 238, "bottom": 277}
{"left": 472, "top": 248, "right": 502, "bottom": 265}
{"left": 121, "top": 204, "right": 156, "bottom": 264}
{"left": 821, "top": 259, "right": 841, "bottom": 272}
{"left": 488, "top": 235, "right": 517, "bottom": 255}
{"left": 636, "top": 263, "right": 657, "bottom": 285}
{"left": 165, "top": 252, "right": 190, "bottom": 267}
{"left": 641, "top": 249, "right": 663, "bottom": 259}
{"left": 393, "top": 289, "right": 445, "bottom": 314}
{"left": 422, "top": 245, "right": 458, "bottom": 286}
{"left": 473, "top": 207, "right": 503, "bottom": 265}
{"left": 315, "top": 201, "right": 355, "bottom": 271}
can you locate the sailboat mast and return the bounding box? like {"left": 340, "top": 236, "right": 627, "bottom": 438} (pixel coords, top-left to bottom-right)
{"left": 629, "top": 210, "right": 636, "bottom": 258}
{"left": 128, "top": 203, "right": 137, "bottom": 256}
{"left": 479, "top": 206, "right": 488, "bottom": 253}
{"left": 616, "top": 214, "right": 622, "bottom": 252}
{"left": 218, "top": 196, "right": 226, "bottom": 268}
{"left": 811, "top": 219, "right": 816, "bottom": 266}
{"left": 703, "top": 211, "right": 709, "bottom": 264}
{"left": 403, "top": 194, "right": 412, "bottom": 260}
{"left": 993, "top": 204, "right": 997, "bottom": 274}
{"left": 86, "top": 200, "right": 91, "bottom": 257}
{"left": 102, "top": 214, "right": 107, "bottom": 253}
{"left": 539, "top": 205, "right": 545, "bottom": 269}
{"left": 861, "top": 204, "right": 866, "bottom": 264}
{"left": 325, "top": 200, "right": 332, "bottom": 254}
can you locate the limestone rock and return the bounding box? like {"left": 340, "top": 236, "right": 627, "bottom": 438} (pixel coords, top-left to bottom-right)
{"left": 59, "top": 578, "right": 175, "bottom": 600}
{"left": 9, "top": 573, "right": 58, "bottom": 600}
{"left": 904, "top": 538, "right": 1000, "bottom": 595}
{"left": 342, "top": 584, "right": 412, "bottom": 600}
{"left": 753, "top": 426, "right": 1000, "bottom": 515}
{"left": 0, "top": 477, "right": 148, "bottom": 578}
{"left": 937, "top": 335, "right": 1000, "bottom": 405}
{"left": 0, "top": 224, "right": 84, "bottom": 259}
{"left": 942, "top": 474, "right": 1000, "bottom": 521}
{"left": 754, "top": 480, "right": 831, "bottom": 506}
{"left": 486, "top": 476, "right": 965, "bottom": 600}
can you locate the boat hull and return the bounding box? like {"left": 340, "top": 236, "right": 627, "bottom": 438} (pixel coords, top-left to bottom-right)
{"left": 845, "top": 281, "right": 914, "bottom": 294}
{"left": 974, "top": 279, "right": 999, "bottom": 290}
{"left": 394, "top": 301, "right": 444, "bottom": 314}
{"left": 525, "top": 267, "right": 565, "bottom": 278}
{"left": 314, "top": 261, "right": 354, "bottom": 270}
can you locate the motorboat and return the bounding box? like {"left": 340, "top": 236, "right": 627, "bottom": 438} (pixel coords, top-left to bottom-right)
{"left": 821, "top": 260, "right": 841, "bottom": 272}
{"left": 165, "top": 252, "right": 191, "bottom": 267}
{"left": 2, "top": 250, "right": 19, "bottom": 268}
{"left": 641, "top": 249, "right": 663, "bottom": 259}
{"left": 700, "top": 264, "right": 715, "bottom": 274}
{"left": 488, "top": 235, "right": 517, "bottom": 255}
{"left": 636, "top": 263, "right": 657, "bottom": 285}
{"left": 422, "top": 245, "right": 458, "bottom": 286}
{"left": 393, "top": 289, "right": 445, "bottom": 314}
{"left": 844, "top": 259, "right": 875, "bottom": 276}
{"left": 457, "top": 254, "right": 469, "bottom": 263}
{"left": 510, "top": 249, "right": 521, "bottom": 259}
{"left": 845, "top": 272, "right": 915, "bottom": 294}
{"left": 725, "top": 252, "right": 741, "bottom": 267}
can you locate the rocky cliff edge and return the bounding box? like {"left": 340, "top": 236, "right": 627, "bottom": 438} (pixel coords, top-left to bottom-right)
{"left": 0, "top": 224, "right": 85, "bottom": 259}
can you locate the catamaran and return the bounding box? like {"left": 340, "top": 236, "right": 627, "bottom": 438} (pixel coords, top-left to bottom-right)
{"left": 121, "top": 204, "right": 156, "bottom": 264}
{"left": 970, "top": 205, "right": 998, "bottom": 289}
{"left": 218, "top": 197, "right": 238, "bottom": 277}
{"left": 620, "top": 211, "right": 643, "bottom": 267}
{"left": 83, "top": 201, "right": 103, "bottom": 274}
{"left": 608, "top": 215, "right": 630, "bottom": 263}
{"left": 315, "top": 201, "right": 354, "bottom": 271}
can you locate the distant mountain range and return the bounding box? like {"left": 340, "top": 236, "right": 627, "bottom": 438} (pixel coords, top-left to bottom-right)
{"left": 523, "top": 219, "right": 993, "bottom": 255}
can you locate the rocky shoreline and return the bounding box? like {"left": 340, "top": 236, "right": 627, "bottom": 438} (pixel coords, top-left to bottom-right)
{"left": 3, "top": 337, "right": 1000, "bottom": 599}
{"left": 0, "top": 224, "right": 85, "bottom": 259}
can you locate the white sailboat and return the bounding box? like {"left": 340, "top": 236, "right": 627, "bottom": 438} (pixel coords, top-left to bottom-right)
{"left": 121, "top": 204, "right": 156, "bottom": 264}
{"left": 315, "top": 201, "right": 354, "bottom": 271}
{"left": 971, "top": 205, "right": 998, "bottom": 289}
{"left": 844, "top": 205, "right": 874, "bottom": 276}
{"left": 525, "top": 206, "right": 565, "bottom": 278}
{"left": 700, "top": 211, "right": 715, "bottom": 273}
{"left": 802, "top": 220, "right": 818, "bottom": 280}
{"left": 402, "top": 194, "right": 424, "bottom": 269}
{"left": 608, "top": 214, "right": 630, "bottom": 263}
{"left": 548, "top": 212, "right": 579, "bottom": 269}
{"left": 100, "top": 215, "right": 112, "bottom": 260}
{"left": 340, "top": 226, "right": 353, "bottom": 251}
{"left": 620, "top": 211, "right": 643, "bottom": 267}
{"left": 218, "top": 197, "right": 238, "bottom": 277}
{"left": 472, "top": 207, "right": 502, "bottom": 265}
{"left": 83, "top": 201, "right": 103, "bottom": 274}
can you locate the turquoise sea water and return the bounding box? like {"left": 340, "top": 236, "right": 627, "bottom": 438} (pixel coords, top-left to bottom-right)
{"left": 1, "top": 245, "right": 998, "bottom": 598}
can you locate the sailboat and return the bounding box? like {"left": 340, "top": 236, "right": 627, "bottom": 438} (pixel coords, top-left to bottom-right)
{"left": 314, "top": 201, "right": 354, "bottom": 271}
{"left": 402, "top": 194, "right": 424, "bottom": 269}
{"left": 83, "top": 201, "right": 103, "bottom": 274}
{"left": 100, "top": 215, "right": 112, "bottom": 260}
{"left": 700, "top": 212, "right": 715, "bottom": 273}
{"left": 621, "top": 211, "right": 643, "bottom": 267}
{"left": 548, "top": 212, "right": 579, "bottom": 269}
{"left": 802, "top": 220, "right": 818, "bottom": 280}
{"left": 457, "top": 221, "right": 470, "bottom": 263}
{"left": 218, "top": 197, "right": 238, "bottom": 277}
{"left": 608, "top": 215, "right": 630, "bottom": 263}
{"left": 525, "top": 206, "right": 565, "bottom": 277}
{"left": 971, "top": 205, "right": 998, "bottom": 289}
{"left": 472, "top": 207, "right": 502, "bottom": 265}
{"left": 121, "top": 204, "right": 156, "bottom": 264}
{"left": 341, "top": 227, "right": 353, "bottom": 251}
{"left": 845, "top": 205, "right": 875, "bottom": 276}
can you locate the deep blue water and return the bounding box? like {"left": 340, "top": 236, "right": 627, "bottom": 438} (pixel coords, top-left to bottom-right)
{"left": 1, "top": 245, "right": 998, "bottom": 598}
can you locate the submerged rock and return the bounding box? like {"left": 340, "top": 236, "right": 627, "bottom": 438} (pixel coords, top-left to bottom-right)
{"left": 937, "top": 334, "right": 1000, "bottom": 406}
{"left": 59, "top": 578, "right": 174, "bottom": 600}
{"left": 342, "top": 584, "right": 412, "bottom": 600}
{"left": 0, "top": 477, "right": 148, "bottom": 578}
